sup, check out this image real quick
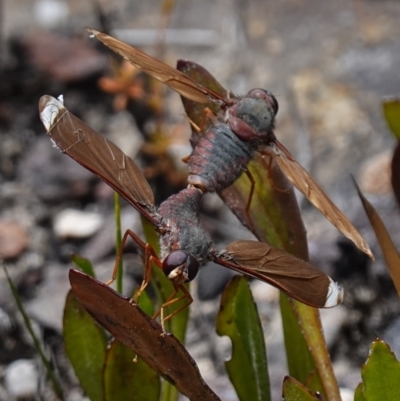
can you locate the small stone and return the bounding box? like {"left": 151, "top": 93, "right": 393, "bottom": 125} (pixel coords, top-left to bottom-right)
{"left": 358, "top": 151, "right": 392, "bottom": 195}
{"left": 53, "top": 208, "right": 103, "bottom": 239}
{"left": 19, "top": 136, "right": 94, "bottom": 202}
{"left": 0, "top": 220, "right": 29, "bottom": 260}
{"left": 34, "top": 0, "right": 69, "bottom": 28}
{"left": 4, "top": 359, "right": 38, "bottom": 397}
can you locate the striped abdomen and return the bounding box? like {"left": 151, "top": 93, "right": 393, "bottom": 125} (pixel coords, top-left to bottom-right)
{"left": 187, "top": 124, "right": 254, "bottom": 193}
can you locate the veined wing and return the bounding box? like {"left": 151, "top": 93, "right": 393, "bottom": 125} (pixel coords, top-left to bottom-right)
{"left": 215, "top": 240, "right": 343, "bottom": 308}
{"left": 268, "top": 143, "right": 374, "bottom": 260}
{"left": 87, "top": 28, "right": 226, "bottom": 105}
{"left": 39, "top": 95, "right": 159, "bottom": 225}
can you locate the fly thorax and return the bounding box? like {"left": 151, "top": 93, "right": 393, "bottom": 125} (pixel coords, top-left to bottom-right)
{"left": 234, "top": 97, "right": 275, "bottom": 135}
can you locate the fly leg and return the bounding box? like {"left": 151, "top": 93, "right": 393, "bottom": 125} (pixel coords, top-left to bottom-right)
{"left": 106, "top": 229, "right": 162, "bottom": 304}
{"left": 106, "top": 229, "right": 147, "bottom": 285}
{"left": 131, "top": 243, "right": 163, "bottom": 303}
{"left": 153, "top": 284, "right": 193, "bottom": 333}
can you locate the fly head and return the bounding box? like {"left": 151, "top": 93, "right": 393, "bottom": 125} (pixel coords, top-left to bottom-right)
{"left": 162, "top": 250, "right": 199, "bottom": 284}
{"left": 227, "top": 88, "right": 279, "bottom": 143}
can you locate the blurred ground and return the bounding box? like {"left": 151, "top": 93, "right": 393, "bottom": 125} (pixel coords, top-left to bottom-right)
{"left": 1, "top": 0, "right": 400, "bottom": 400}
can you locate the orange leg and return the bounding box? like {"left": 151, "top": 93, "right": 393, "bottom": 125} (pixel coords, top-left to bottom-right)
{"left": 187, "top": 107, "right": 217, "bottom": 135}
{"left": 132, "top": 244, "right": 163, "bottom": 303}
{"left": 106, "top": 229, "right": 146, "bottom": 285}
{"left": 154, "top": 284, "right": 193, "bottom": 332}
{"left": 105, "top": 229, "right": 163, "bottom": 302}
{"left": 199, "top": 107, "right": 218, "bottom": 132}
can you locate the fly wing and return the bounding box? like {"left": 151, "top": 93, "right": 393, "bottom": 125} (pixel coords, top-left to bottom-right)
{"left": 39, "top": 95, "right": 159, "bottom": 225}
{"left": 269, "top": 143, "right": 374, "bottom": 260}
{"left": 214, "top": 240, "right": 343, "bottom": 308}
{"left": 87, "top": 28, "right": 225, "bottom": 105}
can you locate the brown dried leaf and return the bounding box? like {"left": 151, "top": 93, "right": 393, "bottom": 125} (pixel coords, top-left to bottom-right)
{"left": 69, "top": 269, "right": 221, "bottom": 401}
{"left": 391, "top": 141, "right": 400, "bottom": 209}
{"left": 353, "top": 179, "right": 400, "bottom": 296}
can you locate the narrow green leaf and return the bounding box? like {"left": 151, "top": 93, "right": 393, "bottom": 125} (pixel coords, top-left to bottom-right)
{"left": 383, "top": 98, "right": 400, "bottom": 139}
{"left": 4, "top": 265, "right": 64, "bottom": 400}
{"left": 71, "top": 254, "right": 95, "bottom": 278}
{"left": 216, "top": 276, "right": 270, "bottom": 401}
{"left": 359, "top": 339, "right": 400, "bottom": 401}
{"left": 354, "top": 383, "right": 367, "bottom": 401}
{"left": 282, "top": 376, "right": 319, "bottom": 401}
{"left": 290, "top": 300, "right": 339, "bottom": 400}
{"left": 280, "top": 295, "right": 317, "bottom": 383}
{"left": 104, "top": 339, "right": 160, "bottom": 401}
{"left": 63, "top": 290, "right": 107, "bottom": 401}
{"left": 305, "top": 369, "right": 326, "bottom": 398}
{"left": 137, "top": 287, "right": 155, "bottom": 317}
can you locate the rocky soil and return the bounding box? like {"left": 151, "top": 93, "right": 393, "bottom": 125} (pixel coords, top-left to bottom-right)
{"left": 1, "top": 0, "right": 400, "bottom": 400}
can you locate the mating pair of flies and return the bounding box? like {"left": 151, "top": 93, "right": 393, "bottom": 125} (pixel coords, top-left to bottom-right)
{"left": 39, "top": 29, "right": 373, "bottom": 324}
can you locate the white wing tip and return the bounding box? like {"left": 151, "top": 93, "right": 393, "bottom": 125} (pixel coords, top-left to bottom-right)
{"left": 39, "top": 94, "right": 65, "bottom": 131}
{"left": 324, "top": 279, "right": 344, "bottom": 308}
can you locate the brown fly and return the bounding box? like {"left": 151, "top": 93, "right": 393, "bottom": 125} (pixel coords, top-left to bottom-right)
{"left": 87, "top": 28, "right": 373, "bottom": 260}
{"left": 39, "top": 95, "right": 343, "bottom": 324}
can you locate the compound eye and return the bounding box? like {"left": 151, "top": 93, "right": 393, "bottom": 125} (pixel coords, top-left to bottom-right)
{"left": 162, "top": 251, "right": 199, "bottom": 282}
{"left": 248, "top": 88, "right": 268, "bottom": 99}
{"left": 163, "top": 250, "right": 187, "bottom": 275}
{"left": 248, "top": 89, "right": 279, "bottom": 115}
{"left": 185, "top": 254, "right": 199, "bottom": 281}
{"left": 269, "top": 93, "right": 279, "bottom": 115}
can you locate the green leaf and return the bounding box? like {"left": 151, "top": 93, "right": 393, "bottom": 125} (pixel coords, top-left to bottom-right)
{"left": 358, "top": 339, "right": 400, "bottom": 400}
{"left": 104, "top": 339, "right": 160, "bottom": 401}
{"left": 216, "top": 276, "right": 270, "bottom": 401}
{"left": 280, "top": 295, "right": 317, "bottom": 383}
{"left": 354, "top": 383, "right": 367, "bottom": 401}
{"left": 282, "top": 376, "right": 319, "bottom": 401}
{"left": 71, "top": 254, "right": 95, "bottom": 278}
{"left": 305, "top": 369, "right": 326, "bottom": 398}
{"left": 383, "top": 98, "right": 400, "bottom": 139}
{"left": 63, "top": 290, "right": 107, "bottom": 401}
{"left": 137, "top": 287, "right": 155, "bottom": 317}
